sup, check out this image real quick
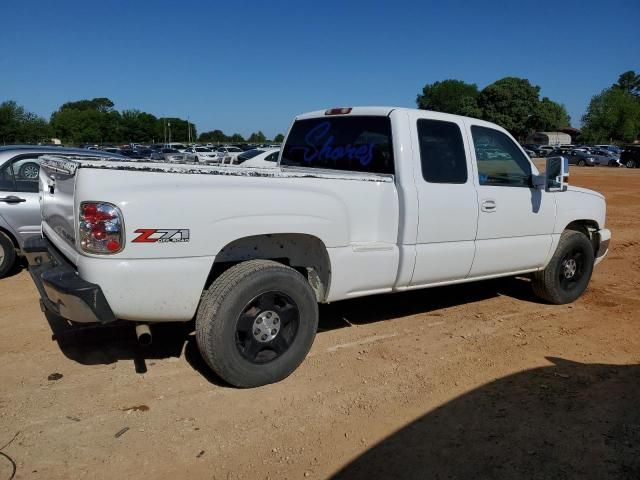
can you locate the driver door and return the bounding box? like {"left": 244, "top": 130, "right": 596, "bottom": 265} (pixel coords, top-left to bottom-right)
{"left": 467, "top": 123, "right": 556, "bottom": 277}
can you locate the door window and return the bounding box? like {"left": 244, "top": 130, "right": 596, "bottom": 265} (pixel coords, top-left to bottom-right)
{"left": 471, "top": 126, "right": 532, "bottom": 187}
{"left": 12, "top": 156, "right": 41, "bottom": 193}
{"left": 417, "top": 119, "right": 467, "bottom": 184}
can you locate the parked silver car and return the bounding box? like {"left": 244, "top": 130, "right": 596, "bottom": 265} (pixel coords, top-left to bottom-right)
{"left": 0, "top": 146, "right": 124, "bottom": 277}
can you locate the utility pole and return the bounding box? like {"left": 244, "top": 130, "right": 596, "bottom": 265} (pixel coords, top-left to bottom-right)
{"left": 168, "top": 121, "right": 172, "bottom": 144}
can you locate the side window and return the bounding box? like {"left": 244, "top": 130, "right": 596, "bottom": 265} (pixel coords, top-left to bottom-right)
{"left": 265, "top": 152, "right": 278, "bottom": 162}
{"left": 0, "top": 161, "right": 16, "bottom": 191}
{"left": 417, "top": 119, "right": 467, "bottom": 184}
{"left": 11, "top": 156, "right": 41, "bottom": 193}
{"left": 471, "top": 126, "right": 532, "bottom": 187}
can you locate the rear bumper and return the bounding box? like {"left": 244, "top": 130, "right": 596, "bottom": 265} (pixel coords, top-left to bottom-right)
{"left": 24, "top": 236, "right": 116, "bottom": 324}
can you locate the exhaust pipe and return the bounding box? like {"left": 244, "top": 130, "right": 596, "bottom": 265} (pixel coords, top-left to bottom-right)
{"left": 135, "top": 324, "right": 152, "bottom": 346}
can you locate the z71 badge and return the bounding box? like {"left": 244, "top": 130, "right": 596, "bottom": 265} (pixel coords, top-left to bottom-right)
{"left": 132, "top": 229, "right": 190, "bottom": 243}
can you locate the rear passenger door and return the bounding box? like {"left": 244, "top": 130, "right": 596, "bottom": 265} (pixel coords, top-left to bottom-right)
{"left": 409, "top": 114, "right": 479, "bottom": 286}
{"left": 467, "top": 124, "right": 555, "bottom": 277}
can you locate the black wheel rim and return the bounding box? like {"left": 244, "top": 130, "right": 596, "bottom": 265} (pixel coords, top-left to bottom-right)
{"left": 558, "top": 247, "right": 586, "bottom": 292}
{"left": 235, "top": 291, "right": 300, "bottom": 364}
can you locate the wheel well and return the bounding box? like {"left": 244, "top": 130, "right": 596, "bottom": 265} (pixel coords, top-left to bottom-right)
{"left": 0, "top": 227, "right": 18, "bottom": 249}
{"left": 565, "top": 220, "right": 599, "bottom": 252}
{"left": 207, "top": 234, "right": 331, "bottom": 302}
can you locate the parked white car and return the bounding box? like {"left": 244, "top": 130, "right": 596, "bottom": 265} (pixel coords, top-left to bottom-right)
{"left": 165, "top": 143, "right": 188, "bottom": 153}
{"left": 236, "top": 148, "right": 280, "bottom": 168}
{"left": 215, "top": 146, "right": 244, "bottom": 164}
{"left": 184, "top": 147, "right": 220, "bottom": 163}
{"left": 26, "top": 106, "right": 610, "bottom": 388}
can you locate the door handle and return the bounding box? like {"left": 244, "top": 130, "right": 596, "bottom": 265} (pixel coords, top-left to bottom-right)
{"left": 481, "top": 199, "right": 497, "bottom": 212}
{"left": 0, "top": 196, "right": 26, "bottom": 204}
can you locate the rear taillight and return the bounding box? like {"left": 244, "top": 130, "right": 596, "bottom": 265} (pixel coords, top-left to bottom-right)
{"left": 79, "top": 202, "right": 124, "bottom": 254}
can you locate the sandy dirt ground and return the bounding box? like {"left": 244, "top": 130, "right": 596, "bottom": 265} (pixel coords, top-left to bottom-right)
{"left": 1, "top": 166, "right": 639, "bottom": 480}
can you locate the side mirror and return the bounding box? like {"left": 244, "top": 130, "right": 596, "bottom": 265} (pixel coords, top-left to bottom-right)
{"left": 544, "top": 156, "right": 569, "bottom": 192}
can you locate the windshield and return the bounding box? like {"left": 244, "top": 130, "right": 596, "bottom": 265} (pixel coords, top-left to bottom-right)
{"left": 281, "top": 116, "right": 394, "bottom": 174}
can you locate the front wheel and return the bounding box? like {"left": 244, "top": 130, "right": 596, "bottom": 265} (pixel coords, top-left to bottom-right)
{"left": 532, "top": 230, "right": 594, "bottom": 304}
{"left": 577, "top": 160, "right": 586, "bottom": 166}
{"left": 625, "top": 159, "right": 637, "bottom": 168}
{"left": 196, "top": 260, "right": 318, "bottom": 387}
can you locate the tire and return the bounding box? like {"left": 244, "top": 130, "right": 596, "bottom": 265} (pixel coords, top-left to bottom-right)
{"left": 577, "top": 160, "right": 586, "bottom": 166}
{"left": 532, "top": 230, "right": 594, "bottom": 304}
{"left": 0, "top": 232, "right": 17, "bottom": 278}
{"left": 194, "top": 156, "right": 199, "bottom": 163}
{"left": 625, "top": 159, "right": 637, "bottom": 168}
{"left": 18, "top": 162, "right": 40, "bottom": 179}
{"left": 196, "top": 259, "right": 318, "bottom": 387}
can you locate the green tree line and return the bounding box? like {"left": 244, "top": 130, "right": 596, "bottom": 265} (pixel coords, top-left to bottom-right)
{"left": 417, "top": 71, "right": 640, "bottom": 143}
{"left": 0, "top": 97, "right": 284, "bottom": 145}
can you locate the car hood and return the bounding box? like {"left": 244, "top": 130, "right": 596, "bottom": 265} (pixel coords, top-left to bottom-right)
{"left": 567, "top": 185, "right": 604, "bottom": 200}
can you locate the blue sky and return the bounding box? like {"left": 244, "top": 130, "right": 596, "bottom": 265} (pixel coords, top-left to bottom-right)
{"left": 1, "top": 0, "right": 638, "bottom": 138}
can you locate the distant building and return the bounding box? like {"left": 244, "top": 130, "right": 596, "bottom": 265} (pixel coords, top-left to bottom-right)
{"left": 526, "top": 131, "right": 572, "bottom": 146}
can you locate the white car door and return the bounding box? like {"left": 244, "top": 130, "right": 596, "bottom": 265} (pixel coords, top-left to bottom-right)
{"left": 467, "top": 122, "right": 555, "bottom": 277}
{"left": 409, "top": 113, "right": 479, "bottom": 286}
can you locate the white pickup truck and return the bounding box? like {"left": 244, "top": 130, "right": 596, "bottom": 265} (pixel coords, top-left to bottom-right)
{"left": 26, "top": 107, "right": 611, "bottom": 387}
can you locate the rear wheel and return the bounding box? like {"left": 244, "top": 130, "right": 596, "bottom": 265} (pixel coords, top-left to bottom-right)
{"left": 196, "top": 260, "right": 318, "bottom": 387}
{"left": 577, "top": 160, "right": 586, "bottom": 166}
{"left": 0, "top": 232, "right": 17, "bottom": 278}
{"left": 625, "top": 159, "right": 637, "bottom": 168}
{"left": 532, "top": 230, "right": 594, "bottom": 304}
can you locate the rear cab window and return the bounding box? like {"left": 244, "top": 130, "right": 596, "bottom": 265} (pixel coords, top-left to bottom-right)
{"left": 281, "top": 116, "right": 394, "bottom": 174}
{"left": 417, "top": 119, "right": 467, "bottom": 184}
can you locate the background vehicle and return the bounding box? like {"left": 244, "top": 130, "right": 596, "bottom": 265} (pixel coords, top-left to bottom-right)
{"left": 590, "top": 149, "right": 621, "bottom": 166}
{"left": 566, "top": 150, "right": 596, "bottom": 166}
{"left": 165, "top": 143, "right": 188, "bottom": 152}
{"left": 215, "top": 146, "right": 244, "bottom": 164}
{"left": 620, "top": 146, "right": 640, "bottom": 168}
{"left": 0, "top": 146, "right": 124, "bottom": 277}
{"left": 184, "top": 147, "right": 220, "bottom": 163}
{"left": 26, "top": 107, "right": 610, "bottom": 388}
{"left": 150, "top": 148, "right": 185, "bottom": 162}
{"left": 236, "top": 148, "right": 280, "bottom": 167}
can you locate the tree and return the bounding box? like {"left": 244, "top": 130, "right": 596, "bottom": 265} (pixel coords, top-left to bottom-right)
{"left": 614, "top": 71, "right": 640, "bottom": 97}
{"left": 248, "top": 131, "right": 266, "bottom": 143}
{"left": 51, "top": 97, "right": 121, "bottom": 143}
{"left": 478, "top": 77, "right": 541, "bottom": 139}
{"left": 199, "top": 129, "right": 228, "bottom": 143}
{"left": 156, "top": 117, "right": 194, "bottom": 143}
{"left": 0, "top": 100, "right": 52, "bottom": 144}
{"left": 120, "top": 110, "right": 158, "bottom": 143}
{"left": 229, "top": 133, "right": 245, "bottom": 143}
{"left": 529, "top": 97, "right": 570, "bottom": 132}
{"left": 416, "top": 79, "right": 481, "bottom": 117}
{"left": 273, "top": 133, "right": 285, "bottom": 143}
{"left": 581, "top": 87, "right": 640, "bottom": 143}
